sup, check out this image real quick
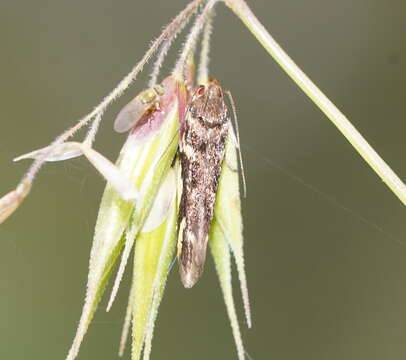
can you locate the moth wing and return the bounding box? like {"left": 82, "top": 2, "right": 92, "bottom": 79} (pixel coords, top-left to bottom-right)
{"left": 113, "top": 97, "right": 148, "bottom": 133}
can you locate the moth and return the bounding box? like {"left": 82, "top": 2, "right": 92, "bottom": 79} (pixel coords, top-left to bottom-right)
{"left": 113, "top": 85, "right": 164, "bottom": 133}
{"left": 177, "top": 79, "right": 230, "bottom": 288}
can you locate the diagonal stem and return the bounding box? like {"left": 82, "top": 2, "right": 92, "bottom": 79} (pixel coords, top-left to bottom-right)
{"left": 223, "top": 0, "right": 406, "bottom": 206}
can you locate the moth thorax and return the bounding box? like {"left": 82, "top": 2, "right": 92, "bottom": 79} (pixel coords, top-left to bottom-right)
{"left": 193, "top": 84, "right": 226, "bottom": 126}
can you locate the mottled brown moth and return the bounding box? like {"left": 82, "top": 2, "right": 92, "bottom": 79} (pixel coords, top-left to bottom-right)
{"left": 177, "top": 79, "right": 230, "bottom": 288}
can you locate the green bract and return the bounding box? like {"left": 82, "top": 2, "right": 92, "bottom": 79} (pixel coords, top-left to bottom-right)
{"left": 66, "top": 99, "right": 252, "bottom": 360}
{"left": 210, "top": 130, "right": 250, "bottom": 360}
{"left": 66, "top": 78, "right": 181, "bottom": 360}
{"left": 129, "top": 167, "right": 178, "bottom": 360}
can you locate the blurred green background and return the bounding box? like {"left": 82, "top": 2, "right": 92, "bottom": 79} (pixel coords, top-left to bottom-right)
{"left": 0, "top": 0, "right": 405, "bottom": 359}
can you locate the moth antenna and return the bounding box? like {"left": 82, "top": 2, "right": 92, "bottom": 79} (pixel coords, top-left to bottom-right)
{"left": 168, "top": 256, "right": 177, "bottom": 274}
{"left": 244, "top": 350, "right": 255, "bottom": 360}
{"left": 226, "top": 89, "right": 247, "bottom": 198}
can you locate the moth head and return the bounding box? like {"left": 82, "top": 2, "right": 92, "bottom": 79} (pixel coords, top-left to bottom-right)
{"left": 190, "top": 80, "right": 227, "bottom": 126}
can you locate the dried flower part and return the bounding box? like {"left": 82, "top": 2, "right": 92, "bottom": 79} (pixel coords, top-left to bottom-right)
{"left": 0, "top": 183, "right": 31, "bottom": 224}
{"left": 14, "top": 141, "right": 139, "bottom": 201}
{"left": 81, "top": 146, "right": 139, "bottom": 201}
{"left": 13, "top": 142, "right": 83, "bottom": 162}
{"left": 66, "top": 76, "right": 185, "bottom": 360}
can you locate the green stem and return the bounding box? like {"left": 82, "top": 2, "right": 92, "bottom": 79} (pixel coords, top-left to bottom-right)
{"left": 223, "top": 0, "right": 406, "bottom": 206}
